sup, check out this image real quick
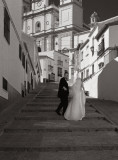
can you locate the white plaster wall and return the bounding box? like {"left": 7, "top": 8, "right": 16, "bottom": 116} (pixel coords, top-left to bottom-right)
{"left": 80, "top": 46, "right": 90, "bottom": 70}
{"left": 89, "top": 27, "right": 99, "bottom": 64}
{"left": 73, "top": 3, "right": 83, "bottom": 27}
{"left": 98, "top": 57, "right": 118, "bottom": 102}
{"left": 61, "top": 36, "right": 71, "bottom": 49}
{"left": 45, "top": 13, "right": 52, "bottom": 30}
{"left": 5, "top": 0, "right": 22, "bottom": 38}
{"left": 0, "top": 0, "right": 24, "bottom": 99}
{"left": 59, "top": 5, "right": 72, "bottom": 27}
{"left": 53, "top": 51, "right": 69, "bottom": 82}
{"left": 104, "top": 29, "right": 109, "bottom": 49}
{"left": 109, "top": 25, "right": 118, "bottom": 47}
{"left": 26, "top": 19, "right": 33, "bottom": 34}
{"left": 40, "top": 58, "right": 46, "bottom": 82}
{"left": 78, "top": 32, "right": 90, "bottom": 44}
{"left": 84, "top": 70, "right": 102, "bottom": 98}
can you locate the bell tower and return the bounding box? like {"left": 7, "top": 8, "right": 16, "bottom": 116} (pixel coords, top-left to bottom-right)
{"left": 59, "top": 0, "right": 83, "bottom": 28}
{"left": 90, "top": 12, "right": 100, "bottom": 27}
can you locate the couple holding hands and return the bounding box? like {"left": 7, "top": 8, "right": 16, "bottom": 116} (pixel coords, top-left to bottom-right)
{"left": 56, "top": 71, "right": 86, "bottom": 121}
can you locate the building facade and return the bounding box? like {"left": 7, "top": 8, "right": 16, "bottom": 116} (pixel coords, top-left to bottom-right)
{"left": 23, "top": 0, "right": 89, "bottom": 81}
{"left": 0, "top": 0, "right": 41, "bottom": 110}
{"left": 78, "top": 14, "right": 118, "bottom": 101}
{"left": 21, "top": 32, "right": 42, "bottom": 92}
{"left": 39, "top": 51, "right": 69, "bottom": 82}
{"left": 0, "top": 0, "right": 23, "bottom": 101}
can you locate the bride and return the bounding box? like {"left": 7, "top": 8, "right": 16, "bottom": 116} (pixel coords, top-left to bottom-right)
{"left": 64, "top": 74, "right": 86, "bottom": 121}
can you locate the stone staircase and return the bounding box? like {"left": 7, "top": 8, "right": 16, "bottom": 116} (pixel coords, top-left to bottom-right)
{"left": 0, "top": 83, "right": 118, "bottom": 160}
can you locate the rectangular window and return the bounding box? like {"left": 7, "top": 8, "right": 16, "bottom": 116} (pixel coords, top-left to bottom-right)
{"left": 81, "top": 72, "right": 83, "bottom": 80}
{"left": 3, "top": 77, "right": 8, "bottom": 91}
{"left": 22, "top": 52, "right": 25, "bottom": 69}
{"left": 19, "top": 44, "right": 22, "bottom": 60}
{"left": 98, "top": 38, "right": 105, "bottom": 56}
{"left": 26, "top": 60, "right": 28, "bottom": 73}
{"left": 58, "top": 67, "right": 62, "bottom": 77}
{"left": 4, "top": 8, "right": 10, "bottom": 44}
{"left": 86, "top": 69, "right": 89, "bottom": 77}
{"left": 92, "top": 64, "right": 94, "bottom": 74}
{"left": 57, "top": 60, "right": 63, "bottom": 66}
{"left": 38, "top": 46, "right": 41, "bottom": 52}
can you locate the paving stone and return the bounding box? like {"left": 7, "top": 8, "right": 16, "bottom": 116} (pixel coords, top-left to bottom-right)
{"left": 26, "top": 103, "right": 58, "bottom": 107}
{"left": 21, "top": 108, "right": 96, "bottom": 113}
{"left": 4, "top": 119, "right": 115, "bottom": 133}
{"left": 19, "top": 110, "right": 103, "bottom": 118}
{"left": 0, "top": 150, "right": 118, "bottom": 160}
{"left": 0, "top": 131, "right": 118, "bottom": 151}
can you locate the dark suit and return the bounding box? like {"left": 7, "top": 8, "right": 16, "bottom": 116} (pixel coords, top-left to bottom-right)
{"left": 56, "top": 77, "right": 69, "bottom": 115}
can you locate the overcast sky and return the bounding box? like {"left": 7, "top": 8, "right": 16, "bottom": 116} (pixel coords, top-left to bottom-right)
{"left": 53, "top": 0, "right": 118, "bottom": 24}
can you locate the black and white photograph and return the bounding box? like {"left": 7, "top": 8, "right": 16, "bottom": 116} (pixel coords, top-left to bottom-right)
{"left": 0, "top": 0, "right": 118, "bottom": 159}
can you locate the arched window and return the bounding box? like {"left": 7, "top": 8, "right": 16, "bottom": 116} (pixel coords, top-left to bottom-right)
{"left": 38, "top": 46, "right": 41, "bottom": 52}
{"left": 35, "top": 21, "right": 41, "bottom": 32}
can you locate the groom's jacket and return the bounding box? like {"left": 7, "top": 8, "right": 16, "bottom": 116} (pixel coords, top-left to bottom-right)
{"left": 58, "top": 77, "right": 69, "bottom": 98}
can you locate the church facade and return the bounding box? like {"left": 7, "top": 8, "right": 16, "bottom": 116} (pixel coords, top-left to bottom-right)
{"left": 23, "top": 0, "right": 88, "bottom": 81}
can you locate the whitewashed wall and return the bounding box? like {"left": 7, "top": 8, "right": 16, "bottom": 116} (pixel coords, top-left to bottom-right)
{"left": 0, "top": 0, "right": 24, "bottom": 99}
{"left": 98, "top": 57, "right": 118, "bottom": 102}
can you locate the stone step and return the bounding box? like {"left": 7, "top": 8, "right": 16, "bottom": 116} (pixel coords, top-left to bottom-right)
{"left": 0, "top": 131, "right": 118, "bottom": 151}
{"left": 10, "top": 118, "right": 113, "bottom": 130}
{"left": 18, "top": 111, "right": 104, "bottom": 118}
{"left": 32, "top": 100, "right": 60, "bottom": 103}
{"left": 35, "top": 96, "right": 58, "bottom": 98}
{"left": 4, "top": 118, "right": 115, "bottom": 133}
{"left": 21, "top": 108, "right": 96, "bottom": 113}
{"left": 14, "top": 112, "right": 105, "bottom": 121}
{"left": 25, "top": 103, "right": 94, "bottom": 109}
{"left": 25, "top": 103, "right": 94, "bottom": 110}
{"left": 0, "top": 150, "right": 118, "bottom": 160}
{"left": 26, "top": 102, "right": 59, "bottom": 106}
{"left": 4, "top": 127, "right": 116, "bottom": 134}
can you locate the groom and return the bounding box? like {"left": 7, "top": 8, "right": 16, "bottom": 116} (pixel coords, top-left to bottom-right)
{"left": 56, "top": 71, "right": 69, "bottom": 115}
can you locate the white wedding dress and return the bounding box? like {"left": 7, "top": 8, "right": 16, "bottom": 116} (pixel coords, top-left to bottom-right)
{"left": 64, "top": 78, "right": 86, "bottom": 121}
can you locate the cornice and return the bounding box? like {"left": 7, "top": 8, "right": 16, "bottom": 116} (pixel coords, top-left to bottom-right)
{"left": 59, "top": 1, "right": 83, "bottom": 9}
{"left": 32, "top": 26, "right": 83, "bottom": 38}
{"left": 23, "top": 7, "right": 59, "bottom": 19}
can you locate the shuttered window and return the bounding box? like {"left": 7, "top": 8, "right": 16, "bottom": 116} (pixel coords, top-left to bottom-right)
{"left": 4, "top": 8, "right": 10, "bottom": 44}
